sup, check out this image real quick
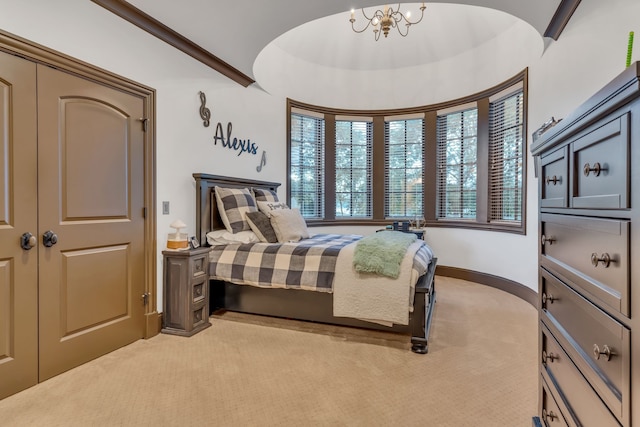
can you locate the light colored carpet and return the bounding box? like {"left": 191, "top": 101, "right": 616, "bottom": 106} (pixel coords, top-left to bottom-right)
{"left": 0, "top": 276, "right": 538, "bottom": 426}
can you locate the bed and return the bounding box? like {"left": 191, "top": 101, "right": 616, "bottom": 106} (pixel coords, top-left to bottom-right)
{"left": 193, "top": 173, "right": 437, "bottom": 353}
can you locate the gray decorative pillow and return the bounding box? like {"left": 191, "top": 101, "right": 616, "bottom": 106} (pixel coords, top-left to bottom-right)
{"left": 246, "top": 211, "right": 278, "bottom": 243}
{"left": 252, "top": 188, "right": 279, "bottom": 202}
{"left": 269, "top": 208, "right": 310, "bottom": 243}
{"left": 214, "top": 186, "right": 257, "bottom": 233}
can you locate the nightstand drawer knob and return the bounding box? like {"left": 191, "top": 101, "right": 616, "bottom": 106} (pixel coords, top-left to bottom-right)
{"left": 542, "top": 350, "right": 558, "bottom": 364}
{"left": 591, "top": 252, "right": 611, "bottom": 268}
{"left": 593, "top": 344, "right": 614, "bottom": 361}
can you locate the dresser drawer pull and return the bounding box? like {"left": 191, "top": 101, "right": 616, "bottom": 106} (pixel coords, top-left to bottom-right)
{"left": 545, "top": 175, "right": 561, "bottom": 185}
{"left": 583, "top": 162, "right": 604, "bottom": 177}
{"left": 593, "top": 344, "right": 615, "bottom": 361}
{"left": 542, "top": 350, "right": 558, "bottom": 364}
{"left": 541, "top": 235, "right": 556, "bottom": 246}
{"left": 541, "top": 293, "right": 556, "bottom": 305}
{"left": 542, "top": 409, "right": 560, "bottom": 423}
{"left": 590, "top": 252, "right": 611, "bottom": 268}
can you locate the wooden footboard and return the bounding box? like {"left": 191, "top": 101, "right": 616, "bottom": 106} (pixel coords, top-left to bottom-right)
{"left": 210, "top": 257, "right": 437, "bottom": 354}
{"left": 410, "top": 256, "right": 437, "bottom": 354}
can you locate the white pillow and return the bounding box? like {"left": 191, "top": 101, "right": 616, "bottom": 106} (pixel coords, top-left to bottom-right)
{"left": 257, "top": 200, "right": 289, "bottom": 218}
{"left": 206, "top": 229, "right": 259, "bottom": 245}
{"left": 269, "top": 208, "right": 310, "bottom": 243}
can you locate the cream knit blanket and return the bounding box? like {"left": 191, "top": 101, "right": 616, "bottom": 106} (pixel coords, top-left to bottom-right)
{"left": 333, "top": 240, "right": 423, "bottom": 326}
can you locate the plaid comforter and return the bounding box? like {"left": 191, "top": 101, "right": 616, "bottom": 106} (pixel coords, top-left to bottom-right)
{"left": 209, "top": 233, "right": 432, "bottom": 293}
{"left": 209, "top": 234, "right": 361, "bottom": 292}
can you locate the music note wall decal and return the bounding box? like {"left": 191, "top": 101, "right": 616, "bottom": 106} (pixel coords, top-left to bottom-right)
{"left": 198, "top": 91, "right": 211, "bottom": 127}
{"left": 256, "top": 150, "right": 267, "bottom": 172}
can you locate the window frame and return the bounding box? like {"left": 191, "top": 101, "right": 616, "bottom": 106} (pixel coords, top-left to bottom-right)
{"left": 334, "top": 118, "right": 374, "bottom": 219}
{"left": 286, "top": 69, "right": 527, "bottom": 234}
{"left": 289, "top": 109, "right": 326, "bottom": 220}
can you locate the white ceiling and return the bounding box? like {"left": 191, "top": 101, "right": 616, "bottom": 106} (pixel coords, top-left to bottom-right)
{"left": 125, "top": 0, "right": 562, "bottom": 81}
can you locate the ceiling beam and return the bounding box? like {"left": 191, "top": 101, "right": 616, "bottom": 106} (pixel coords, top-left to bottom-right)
{"left": 91, "top": 0, "right": 255, "bottom": 87}
{"left": 544, "top": 0, "right": 582, "bottom": 40}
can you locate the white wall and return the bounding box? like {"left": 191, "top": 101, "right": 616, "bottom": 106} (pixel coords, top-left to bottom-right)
{"left": 1, "top": 0, "right": 638, "bottom": 309}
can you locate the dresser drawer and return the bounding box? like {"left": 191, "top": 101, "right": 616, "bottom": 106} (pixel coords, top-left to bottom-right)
{"left": 571, "top": 113, "right": 629, "bottom": 209}
{"left": 540, "top": 146, "right": 568, "bottom": 208}
{"left": 540, "top": 269, "right": 629, "bottom": 422}
{"left": 540, "top": 375, "right": 569, "bottom": 427}
{"left": 540, "top": 213, "right": 629, "bottom": 316}
{"left": 540, "top": 324, "right": 621, "bottom": 427}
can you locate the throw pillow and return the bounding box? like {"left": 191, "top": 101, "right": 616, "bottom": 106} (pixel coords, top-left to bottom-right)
{"left": 252, "top": 188, "right": 279, "bottom": 202}
{"left": 246, "top": 211, "right": 278, "bottom": 243}
{"left": 257, "top": 200, "right": 289, "bottom": 217}
{"left": 214, "top": 186, "right": 258, "bottom": 233}
{"left": 269, "top": 208, "right": 310, "bottom": 243}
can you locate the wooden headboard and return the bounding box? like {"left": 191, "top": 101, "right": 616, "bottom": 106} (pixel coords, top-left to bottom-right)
{"left": 193, "top": 173, "right": 281, "bottom": 246}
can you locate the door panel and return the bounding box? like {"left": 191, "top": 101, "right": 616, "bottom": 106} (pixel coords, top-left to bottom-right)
{"left": 62, "top": 99, "right": 130, "bottom": 219}
{"left": 0, "top": 52, "right": 38, "bottom": 399}
{"left": 62, "top": 245, "right": 130, "bottom": 335}
{"left": 37, "top": 65, "right": 145, "bottom": 381}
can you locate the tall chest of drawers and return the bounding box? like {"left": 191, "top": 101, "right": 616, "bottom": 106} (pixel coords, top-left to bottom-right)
{"left": 531, "top": 63, "right": 640, "bottom": 426}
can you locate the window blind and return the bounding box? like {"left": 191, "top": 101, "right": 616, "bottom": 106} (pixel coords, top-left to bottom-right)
{"left": 384, "top": 118, "right": 424, "bottom": 219}
{"left": 335, "top": 120, "right": 373, "bottom": 218}
{"left": 436, "top": 108, "right": 478, "bottom": 219}
{"left": 489, "top": 90, "right": 524, "bottom": 223}
{"left": 290, "top": 112, "right": 325, "bottom": 219}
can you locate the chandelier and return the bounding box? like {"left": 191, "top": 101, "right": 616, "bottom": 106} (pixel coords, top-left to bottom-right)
{"left": 350, "top": 3, "right": 426, "bottom": 41}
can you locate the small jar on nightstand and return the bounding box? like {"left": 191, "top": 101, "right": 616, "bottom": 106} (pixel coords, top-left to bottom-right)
{"left": 162, "top": 247, "right": 211, "bottom": 336}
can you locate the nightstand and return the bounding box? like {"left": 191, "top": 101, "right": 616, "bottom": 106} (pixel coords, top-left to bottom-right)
{"left": 162, "top": 247, "right": 211, "bottom": 336}
{"left": 377, "top": 228, "right": 424, "bottom": 240}
{"left": 407, "top": 228, "right": 424, "bottom": 240}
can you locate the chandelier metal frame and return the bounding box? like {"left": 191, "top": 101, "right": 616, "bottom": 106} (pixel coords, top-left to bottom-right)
{"left": 350, "top": 3, "right": 427, "bottom": 41}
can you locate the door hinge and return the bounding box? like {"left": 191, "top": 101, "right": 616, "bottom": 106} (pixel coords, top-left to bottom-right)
{"left": 142, "top": 292, "right": 150, "bottom": 306}
{"left": 142, "top": 207, "right": 147, "bottom": 218}
{"left": 138, "top": 117, "right": 148, "bottom": 132}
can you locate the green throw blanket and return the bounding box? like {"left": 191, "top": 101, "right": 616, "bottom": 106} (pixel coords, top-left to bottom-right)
{"left": 353, "top": 231, "right": 417, "bottom": 279}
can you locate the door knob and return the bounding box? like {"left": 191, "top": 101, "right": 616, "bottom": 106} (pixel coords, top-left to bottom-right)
{"left": 43, "top": 230, "right": 58, "bottom": 247}
{"left": 20, "top": 232, "right": 37, "bottom": 250}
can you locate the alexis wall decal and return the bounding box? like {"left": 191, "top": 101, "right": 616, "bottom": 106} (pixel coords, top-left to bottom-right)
{"left": 198, "top": 91, "right": 265, "bottom": 169}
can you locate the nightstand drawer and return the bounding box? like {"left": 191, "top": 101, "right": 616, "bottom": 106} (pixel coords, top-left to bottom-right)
{"left": 541, "top": 269, "right": 629, "bottom": 421}
{"left": 192, "top": 301, "right": 207, "bottom": 329}
{"left": 571, "top": 113, "right": 629, "bottom": 209}
{"left": 192, "top": 279, "right": 206, "bottom": 303}
{"left": 540, "top": 323, "right": 621, "bottom": 427}
{"left": 190, "top": 251, "right": 208, "bottom": 279}
{"left": 541, "top": 213, "right": 629, "bottom": 316}
{"left": 541, "top": 146, "right": 568, "bottom": 208}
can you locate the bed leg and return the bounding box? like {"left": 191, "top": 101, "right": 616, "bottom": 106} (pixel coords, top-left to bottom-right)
{"left": 411, "top": 339, "right": 428, "bottom": 354}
